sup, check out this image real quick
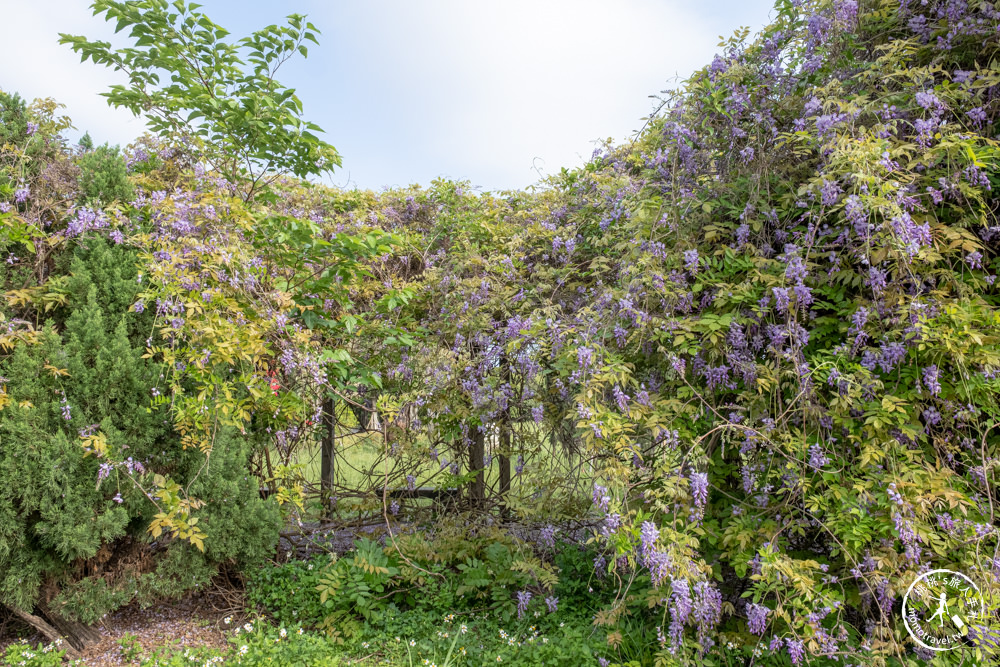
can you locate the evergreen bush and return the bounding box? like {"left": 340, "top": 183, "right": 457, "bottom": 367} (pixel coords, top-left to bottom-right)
{"left": 76, "top": 143, "right": 133, "bottom": 205}
{"left": 0, "top": 239, "right": 279, "bottom": 653}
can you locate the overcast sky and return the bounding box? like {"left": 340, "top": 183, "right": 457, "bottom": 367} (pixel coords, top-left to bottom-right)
{"left": 1, "top": 0, "right": 775, "bottom": 192}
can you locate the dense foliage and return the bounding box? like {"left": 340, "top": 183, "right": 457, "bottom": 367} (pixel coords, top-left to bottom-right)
{"left": 0, "top": 131, "right": 280, "bottom": 656}
{"left": 3, "top": 0, "right": 1000, "bottom": 665}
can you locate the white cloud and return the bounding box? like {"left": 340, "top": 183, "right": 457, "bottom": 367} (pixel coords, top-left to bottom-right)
{"left": 310, "top": 0, "right": 775, "bottom": 190}
{"left": 2, "top": 0, "right": 775, "bottom": 190}
{"left": 0, "top": 0, "right": 148, "bottom": 147}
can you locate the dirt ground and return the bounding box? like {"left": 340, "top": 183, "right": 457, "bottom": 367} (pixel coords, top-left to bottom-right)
{"left": 1, "top": 590, "right": 241, "bottom": 666}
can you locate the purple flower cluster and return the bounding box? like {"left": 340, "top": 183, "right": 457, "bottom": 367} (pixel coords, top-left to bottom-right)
{"left": 516, "top": 590, "right": 532, "bottom": 619}
{"left": 689, "top": 472, "right": 709, "bottom": 509}
{"left": 668, "top": 578, "right": 691, "bottom": 650}
{"left": 538, "top": 524, "right": 557, "bottom": 549}
{"left": 786, "top": 638, "right": 806, "bottom": 666}
{"left": 808, "top": 444, "right": 830, "bottom": 469}
{"left": 592, "top": 484, "right": 611, "bottom": 512}
{"left": 531, "top": 404, "right": 544, "bottom": 423}
{"left": 922, "top": 365, "right": 941, "bottom": 395}
{"left": 692, "top": 582, "right": 722, "bottom": 650}
{"left": 747, "top": 602, "right": 769, "bottom": 635}
{"left": 683, "top": 249, "right": 700, "bottom": 273}
{"left": 639, "top": 520, "right": 659, "bottom": 555}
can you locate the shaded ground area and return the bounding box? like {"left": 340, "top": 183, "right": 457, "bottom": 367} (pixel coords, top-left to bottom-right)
{"left": 1, "top": 590, "right": 236, "bottom": 666}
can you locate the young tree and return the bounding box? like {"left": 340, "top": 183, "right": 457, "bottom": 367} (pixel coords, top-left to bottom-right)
{"left": 60, "top": 0, "right": 341, "bottom": 200}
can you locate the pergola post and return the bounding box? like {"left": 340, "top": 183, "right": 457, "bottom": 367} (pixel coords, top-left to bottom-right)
{"left": 320, "top": 396, "right": 336, "bottom": 516}
{"left": 470, "top": 426, "right": 485, "bottom": 503}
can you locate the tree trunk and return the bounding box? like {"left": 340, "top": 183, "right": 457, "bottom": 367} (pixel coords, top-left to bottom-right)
{"left": 6, "top": 602, "right": 102, "bottom": 660}
{"left": 39, "top": 599, "right": 101, "bottom": 652}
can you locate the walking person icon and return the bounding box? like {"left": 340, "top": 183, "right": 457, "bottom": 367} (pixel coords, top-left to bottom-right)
{"left": 903, "top": 569, "right": 986, "bottom": 652}
{"left": 927, "top": 591, "right": 949, "bottom": 627}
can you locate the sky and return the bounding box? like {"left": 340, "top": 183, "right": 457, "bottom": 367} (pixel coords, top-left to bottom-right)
{"left": 1, "top": 0, "right": 776, "bottom": 192}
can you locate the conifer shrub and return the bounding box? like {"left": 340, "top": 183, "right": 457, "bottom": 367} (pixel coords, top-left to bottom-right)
{"left": 0, "top": 239, "right": 279, "bottom": 647}
{"left": 0, "top": 92, "right": 30, "bottom": 148}
{"left": 76, "top": 143, "right": 133, "bottom": 205}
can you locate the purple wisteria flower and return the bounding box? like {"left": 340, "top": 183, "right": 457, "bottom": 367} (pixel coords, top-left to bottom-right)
{"left": 601, "top": 513, "right": 621, "bottom": 537}
{"left": 868, "top": 266, "right": 887, "bottom": 294}
{"left": 879, "top": 151, "right": 899, "bottom": 172}
{"left": 922, "top": 365, "right": 941, "bottom": 395}
{"left": 808, "top": 444, "right": 830, "bottom": 469}
{"left": 668, "top": 578, "right": 692, "bottom": 649}
{"left": 646, "top": 550, "right": 672, "bottom": 587}
{"left": 890, "top": 212, "right": 931, "bottom": 256}
{"left": 516, "top": 590, "right": 532, "bottom": 619}
{"left": 967, "top": 107, "right": 988, "bottom": 128}
{"left": 612, "top": 385, "right": 630, "bottom": 414}
{"left": 970, "top": 625, "right": 1000, "bottom": 653}
{"left": 747, "top": 602, "right": 769, "bottom": 635}
{"left": 834, "top": 0, "right": 858, "bottom": 24}
{"left": 683, "top": 249, "right": 700, "bottom": 273}
{"left": 786, "top": 638, "right": 806, "bottom": 665}
{"left": 592, "top": 484, "right": 611, "bottom": 512}
{"left": 692, "top": 582, "right": 722, "bottom": 649}
{"left": 538, "top": 524, "right": 557, "bottom": 549}
{"left": 593, "top": 554, "right": 607, "bottom": 578}
{"left": 773, "top": 287, "right": 790, "bottom": 313}
{"left": 531, "top": 404, "right": 544, "bottom": 423}
{"left": 635, "top": 388, "right": 650, "bottom": 407}
{"left": 887, "top": 483, "right": 904, "bottom": 506}
{"left": 735, "top": 223, "right": 750, "bottom": 247}
{"left": 670, "top": 355, "right": 686, "bottom": 376}
{"left": 689, "top": 472, "right": 709, "bottom": 508}
{"left": 640, "top": 521, "right": 659, "bottom": 555}
{"left": 915, "top": 90, "right": 943, "bottom": 112}
{"left": 544, "top": 595, "right": 558, "bottom": 613}
{"left": 820, "top": 179, "right": 842, "bottom": 205}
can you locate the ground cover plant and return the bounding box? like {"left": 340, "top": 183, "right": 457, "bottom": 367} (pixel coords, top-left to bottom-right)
{"left": 2, "top": 0, "right": 1000, "bottom": 665}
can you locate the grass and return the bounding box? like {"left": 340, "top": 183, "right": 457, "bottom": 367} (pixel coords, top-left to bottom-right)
{"left": 276, "top": 417, "right": 595, "bottom": 518}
